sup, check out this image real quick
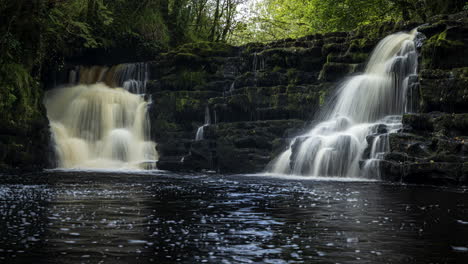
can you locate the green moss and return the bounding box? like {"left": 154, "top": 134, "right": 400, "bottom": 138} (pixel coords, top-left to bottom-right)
{"left": 272, "top": 66, "right": 282, "bottom": 72}
{"left": 322, "top": 43, "right": 344, "bottom": 54}
{"left": 319, "top": 90, "right": 327, "bottom": 106}
{"left": 327, "top": 52, "right": 368, "bottom": 63}
{"left": 319, "top": 62, "right": 355, "bottom": 81}
{"left": 174, "top": 41, "right": 235, "bottom": 57}
{"left": 421, "top": 29, "right": 467, "bottom": 69}
{"left": 428, "top": 31, "right": 464, "bottom": 46}
{"left": 228, "top": 94, "right": 251, "bottom": 111}
{"left": 208, "top": 97, "right": 225, "bottom": 105}
{"left": 0, "top": 63, "right": 41, "bottom": 122}
{"left": 161, "top": 70, "right": 206, "bottom": 91}
{"left": 154, "top": 119, "right": 181, "bottom": 132}
{"left": 174, "top": 92, "right": 203, "bottom": 113}
{"left": 174, "top": 52, "right": 202, "bottom": 63}
{"left": 348, "top": 38, "right": 372, "bottom": 52}
{"left": 286, "top": 68, "right": 299, "bottom": 85}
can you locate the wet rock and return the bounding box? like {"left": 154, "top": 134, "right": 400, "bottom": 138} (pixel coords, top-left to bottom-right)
{"left": 402, "top": 114, "right": 434, "bottom": 132}
{"left": 319, "top": 62, "right": 358, "bottom": 81}
{"left": 0, "top": 117, "right": 52, "bottom": 172}
{"left": 403, "top": 162, "right": 463, "bottom": 185}
{"left": 419, "top": 68, "right": 468, "bottom": 113}
{"left": 421, "top": 26, "right": 468, "bottom": 69}
{"left": 142, "top": 10, "right": 468, "bottom": 178}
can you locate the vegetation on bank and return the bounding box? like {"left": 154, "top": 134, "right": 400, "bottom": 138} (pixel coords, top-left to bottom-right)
{"left": 0, "top": 0, "right": 466, "bottom": 123}
{"left": 232, "top": 0, "right": 467, "bottom": 44}
{"left": 0, "top": 0, "right": 246, "bottom": 122}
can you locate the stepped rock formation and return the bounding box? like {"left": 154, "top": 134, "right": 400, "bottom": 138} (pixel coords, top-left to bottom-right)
{"left": 1, "top": 11, "right": 467, "bottom": 185}
{"left": 146, "top": 12, "right": 468, "bottom": 185}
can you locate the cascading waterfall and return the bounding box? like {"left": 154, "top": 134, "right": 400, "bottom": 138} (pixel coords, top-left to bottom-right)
{"left": 269, "top": 29, "right": 419, "bottom": 178}
{"left": 45, "top": 63, "right": 158, "bottom": 169}
{"left": 195, "top": 106, "right": 211, "bottom": 141}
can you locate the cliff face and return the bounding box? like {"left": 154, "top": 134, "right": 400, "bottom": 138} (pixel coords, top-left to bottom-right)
{"left": 147, "top": 11, "right": 468, "bottom": 184}
{"left": 0, "top": 71, "right": 53, "bottom": 172}
{"left": 146, "top": 21, "right": 421, "bottom": 174}
{"left": 0, "top": 110, "right": 52, "bottom": 172}
{"left": 381, "top": 12, "right": 468, "bottom": 185}
{"left": 2, "top": 11, "right": 467, "bottom": 186}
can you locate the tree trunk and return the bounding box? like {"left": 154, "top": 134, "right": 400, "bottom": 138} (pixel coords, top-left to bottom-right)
{"left": 209, "top": 0, "right": 220, "bottom": 41}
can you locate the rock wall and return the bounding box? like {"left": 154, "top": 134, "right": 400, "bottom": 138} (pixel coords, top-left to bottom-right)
{"left": 3, "top": 11, "right": 466, "bottom": 187}
{"left": 146, "top": 21, "right": 420, "bottom": 173}
{"left": 147, "top": 12, "right": 468, "bottom": 184}
{"left": 0, "top": 113, "right": 52, "bottom": 172}
{"left": 381, "top": 12, "right": 468, "bottom": 185}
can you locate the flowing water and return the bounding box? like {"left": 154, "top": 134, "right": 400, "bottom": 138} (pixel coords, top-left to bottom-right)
{"left": 1, "top": 171, "right": 468, "bottom": 263}
{"left": 195, "top": 106, "right": 212, "bottom": 141}
{"left": 45, "top": 64, "right": 157, "bottom": 169}
{"left": 270, "top": 30, "right": 419, "bottom": 178}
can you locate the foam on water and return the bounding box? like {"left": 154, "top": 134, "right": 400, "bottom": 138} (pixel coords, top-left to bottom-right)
{"left": 241, "top": 173, "right": 379, "bottom": 182}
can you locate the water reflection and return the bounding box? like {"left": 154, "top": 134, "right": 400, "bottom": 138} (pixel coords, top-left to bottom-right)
{"left": 0, "top": 172, "right": 467, "bottom": 263}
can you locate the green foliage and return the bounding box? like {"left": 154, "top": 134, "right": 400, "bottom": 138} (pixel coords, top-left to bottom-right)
{"left": 0, "top": 63, "right": 40, "bottom": 121}
{"left": 0, "top": 0, "right": 250, "bottom": 123}
{"left": 232, "top": 0, "right": 400, "bottom": 44}
{"left": 0, "top": 0, "right": 464, "bottom": 124}
{"left": 232, "top": 0, "right": 466, "bottom": 44}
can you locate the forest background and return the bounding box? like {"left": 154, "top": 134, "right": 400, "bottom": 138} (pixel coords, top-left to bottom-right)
{"left": 0, "top": 0, "right": 466, "bottom": 122}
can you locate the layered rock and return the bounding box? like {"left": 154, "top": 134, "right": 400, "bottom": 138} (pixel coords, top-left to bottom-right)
{"left": 145, "top": 23, "right": 419, "bottom": 173}
{"left": 3, "top": 10, "right": 466, "bottom": 187}
{"left": 0, "top": 116, "right": 52, "bottom": 172}
{"left": 380, "top": 11, "right": 468, "bottom": 185}
{"left": 147, "top": 12, "right": 468, "bottom": 183}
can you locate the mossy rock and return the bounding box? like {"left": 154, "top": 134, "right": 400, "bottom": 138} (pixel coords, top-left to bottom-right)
{"left": 158, "top": 70, "right": 207, "bottom": 91}
{"left": 402, "top": 162, "right": 463, "bottom": 185}
{"left": 434, "top": 114, "right": 468, "bottom": 136}
{"left": 322, "top": 43, "right": 347, "bottom": 55}
{"left": 174, "top": 53, "right": 203, "bottom": 65}
{"left": 421, "top": 27, "right": 468, "bottom": 69}
{"left": 327, "top": 52, "right": 369, "bottom": 64}
{"left": 403, "top": 114, "right": 434, "bottom": 132}
{"left": 150, "top": 90, "right": 220, "bottom": 125}
{"left": 418, "top": 21, "right": 448, "bottom": 39}
{"left": 419, "top": 68, "right": 468, "bottom": 113}
{"left": 174, "top": 42, "right": 236, "bottom": 57}
{"left": 348, "top": 38, "right": 377, "bottom": 53}
{"left": 319, "top": 62, "right": 357, "bottom": 81}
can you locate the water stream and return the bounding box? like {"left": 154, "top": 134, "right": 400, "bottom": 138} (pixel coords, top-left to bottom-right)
{"left": 269, "top": 29, "right": 419, "bottom": 178}
{"left": 195, "top": 106, "right": 212, "bottom": 141}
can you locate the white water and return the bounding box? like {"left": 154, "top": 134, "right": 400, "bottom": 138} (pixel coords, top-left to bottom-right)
{"left": 269, "top": 29, "right": 419, "bottom": 178}
{"left": 195, "top": 106, "right": 211, "bottom": 141}
{"left": 45, "top": 64, "right": 158, "bottom": 169}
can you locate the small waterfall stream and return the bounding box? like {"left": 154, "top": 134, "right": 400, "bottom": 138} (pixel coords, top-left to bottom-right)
{"left": 269, "top": 29, "right": 419, "bottom": 178}
{"left": 45, "top": 63, "right": 158, "bottom": 169}
{"left": 195, "top": 106, "right": 211, "bottom": 141}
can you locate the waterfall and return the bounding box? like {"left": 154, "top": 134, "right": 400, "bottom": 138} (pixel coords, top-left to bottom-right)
{"left": 45, "top": 63, "right": 158, "bottom": 169}
{"left": 195, "top": 106, "right": 211, "bottom": 141}
{"left": 77, "top": 63, "right": 148, "bottom": 94}
{"left": 269, "top": 29, "right": 419, "bottom": 178}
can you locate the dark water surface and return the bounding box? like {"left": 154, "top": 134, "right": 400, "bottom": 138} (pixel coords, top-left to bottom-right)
{"left": 1, "top": 171, "right": 468, "bottom": 263}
